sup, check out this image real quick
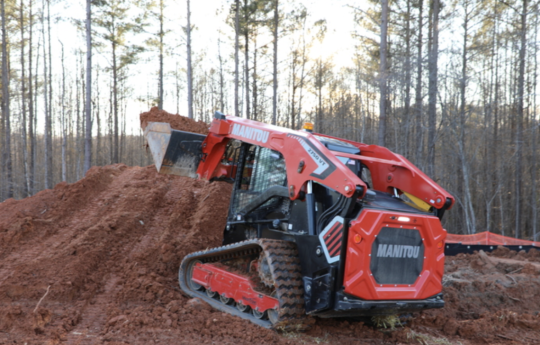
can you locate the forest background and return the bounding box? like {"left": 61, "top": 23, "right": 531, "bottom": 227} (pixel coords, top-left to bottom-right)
{"left": 0, "top": 0, "right": 539, "bottom": 240}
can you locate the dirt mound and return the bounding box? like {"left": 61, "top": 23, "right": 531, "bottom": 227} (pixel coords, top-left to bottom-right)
{"left": 415, "top": 251, "right": 540, "bottom": 344}
{"left": 0, "top": 164, "right": 235, "bottom": 344}
{"left": 1, "top": 167, "right": 539, "bottom": 343}
{"left": 491, "top": 245, "right": 540, "bottom": 262}
{"left": 139, "top": 107, "right": 209, "bottom": 134}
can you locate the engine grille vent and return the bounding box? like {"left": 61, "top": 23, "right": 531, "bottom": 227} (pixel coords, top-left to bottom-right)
{"left": 370, "top": 227, "right": 424, "bottom": 285}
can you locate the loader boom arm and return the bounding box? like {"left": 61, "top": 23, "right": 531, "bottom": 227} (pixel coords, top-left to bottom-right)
{"left": 195, "top": 113, "right": 454, "bottom": 211}
{"left": 144, "top": 112, "right": 454, "bottom": 210}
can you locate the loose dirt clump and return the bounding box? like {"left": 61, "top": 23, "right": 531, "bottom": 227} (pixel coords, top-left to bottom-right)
{"left": 139, "top": 107, "right": 209, "bottom": 134}
{"left": 417, "top": 251, "right": 540, "bottom": 344}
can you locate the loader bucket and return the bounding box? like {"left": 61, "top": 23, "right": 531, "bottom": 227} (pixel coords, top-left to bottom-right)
{"left": 144, "top": 122, "right": 206, "bottom": 178}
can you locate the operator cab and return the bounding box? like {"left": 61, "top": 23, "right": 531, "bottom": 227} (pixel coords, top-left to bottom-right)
{"left": 313, "top": 135, "right": 372, "bottom": 188}
{"left": 313, "top": 135, "right": 360, "bottom": 155}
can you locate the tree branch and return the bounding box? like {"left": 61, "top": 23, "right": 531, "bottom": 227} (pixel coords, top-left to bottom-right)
{"left": 347, "top": 5, "right": 381, "bottom": 26}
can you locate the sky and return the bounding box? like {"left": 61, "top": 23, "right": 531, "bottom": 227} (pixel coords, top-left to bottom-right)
{"left": 46, "top": 0, "right": 363, "bottom": 134}
{"left": 24, "top": 0, "right": 505, "bottom": 137}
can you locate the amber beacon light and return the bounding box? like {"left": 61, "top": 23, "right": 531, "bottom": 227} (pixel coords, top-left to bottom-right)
{"left": 303, "top": 122, "right": 314, "bottom": 132}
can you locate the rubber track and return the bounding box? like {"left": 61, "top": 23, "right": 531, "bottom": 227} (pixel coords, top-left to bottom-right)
{"left": 179, "top": 239, "right": 314, "bottom": 331}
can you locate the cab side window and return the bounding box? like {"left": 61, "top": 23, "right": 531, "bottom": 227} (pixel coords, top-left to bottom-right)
{"left": 231, "top": 145, "right": 287, "bottom": 216}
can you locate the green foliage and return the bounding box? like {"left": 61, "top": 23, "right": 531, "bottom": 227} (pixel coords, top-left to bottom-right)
{"left": 226, "top": 0, "right": 272, "bottom": 38}
{"left": 92, "top": 0, "right": 150, "bottom": 71}
{"left": 371, "top": 314, "right": 403, "bottom": 330}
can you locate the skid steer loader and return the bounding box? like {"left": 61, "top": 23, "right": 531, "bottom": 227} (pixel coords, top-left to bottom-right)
{"left": 144, "top": 112, "right": 454, "bottom": 330}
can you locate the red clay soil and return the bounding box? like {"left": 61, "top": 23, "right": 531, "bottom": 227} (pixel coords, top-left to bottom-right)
{"left": 139, "top": 107, "right": 209, "bottom": 135}
{"left": 0, "top": 113, "right": 539, "bottom": 344}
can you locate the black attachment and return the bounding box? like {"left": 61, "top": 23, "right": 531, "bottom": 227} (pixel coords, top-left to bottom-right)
{"left": 333, "top": 187, "right": 362, "bottom": 293}
{"left": 303, "top": 267, "right": 335, "bottom": 314}
{"left": 445, "top": 243, "right": 538, "bottom": 256}
{"left": 297, "top": 160, "right": 305, "bottom": 173}
{"left": 314, "top": 292, "right": 444, "bottom": 318}
{"left": 160, "top": 130, "right": 205, "bottom": 177}
{"left": 339, "top": 186, "right": 363, "bottom": 218}
{"left": 435, "top": 197, "right": 452, "bottom": 220}
{"left": 317, "top": 195, "right": 346, "bottom": 235}
{"left": 306, "top": 182, "right": 317, "bottom": 236}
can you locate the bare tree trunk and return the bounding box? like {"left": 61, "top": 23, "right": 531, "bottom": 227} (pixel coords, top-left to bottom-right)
{"left": 286, "top": 63, "right": 292, "bottom": 128}
{"left": 46, "top": 0, "right": 52, "bottom": 187}
{"left": 297, "top": 25, "right": 307, "bottom": 124}
{"left": 291, "top": 52, "right": 297, "bottom": 129}
{"left": 484, "top": 10, "right": 497, "bottom": 232}
{"left": 458, "top": 3, "right": 476, "bottom": 233}
{"left": 404, "top": 0, "right": 412, "bottom": 157}
{"left": 514, "top": 0, "right": 528, "bottom": 238}
{"left": 234, "top": 0, "right": 240, "bottom": 117}
{"left": 490, "top": 10, "right": 502, "bottom": 233}
{"left": 1, "top": 0, "right": 13, "bottom": 198}
{"left": 41, "top": 0, "right": 51, "bottom": 189}
{"left": 96, "top": 67, "right": 101, "bottom": 166}
{"left": 317, "top": 60, "right": 323, "bottom": 133}
{"left": 218, "top": 37, "right": 225, "bottom": 111}
{"left": 158, "top": 0, "right": 164, "bottom": 109}
{"left": 252, "top": 33, "right": 258, "bottom": 120}
{"left": 76, "top": 61, "right": 81, "bottom": 179}
{"left": 34, "top": 48, "right": 39, "bottom": 179}
{"left": 120, "top": 81, "right": 126, "bottom": 161}
{"left": 108, "top": 82, "right": 113, "bottom": 165}
{"left": 426, "top": 0, "right": 440, "bottom": 177}
{"left": 297, "top": 72, "right": 305, "bottom": 126}
{"left": 20, "top": 0, "right": 30, "bottom": 196}
{"left": 174, "top": 61, "right": 179, "bottom": 113}
{"left": 459, "top": 142, "right": 477, "bottom": 234}
{"left": 84, "top": 0, "right": 92, "bottom": 173}
{"left": 272, "top": 0, "right": 279, "bottom": 125}
{"left": 113, "top": 41, "right": 119, "bottom": 163}
{"left": 60, "top": 41, "right": 67, "bottom": 181}
{"left": 532, "top": 12, "right": 538, "bottom": 240}
{"left": 493, "top": 44, "right": 501, "bottom": 232}
{"left": 186, "top": 0, "right": 193, "bottom": 119}
{"left": 378, "top": 0, "right": 388, "bottom": 147}
{"left": 415, "top": 0, "right": 424, "bottom": 166}
{"left": 28, "top": 0, "right": 35, "bottom": 194}
{"left": 244, "top": 0, "right": 250, "bottom": 119}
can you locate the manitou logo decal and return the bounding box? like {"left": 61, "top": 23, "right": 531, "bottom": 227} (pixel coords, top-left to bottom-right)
{"left": 295, "top": 138, "right": 328, "bottom": 174}
{"left": 231, "top": 124, "right": 269, "bottom": 144}
{"left": 377, "top": 244, "right": 421, "bottom": 259}
{"left": 288, "top": 134, "right": 336, "bottom": 179}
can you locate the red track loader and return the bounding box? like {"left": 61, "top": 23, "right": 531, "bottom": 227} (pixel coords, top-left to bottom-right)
{"left": 144, "top": 112, "right": 454, "bottom": 330}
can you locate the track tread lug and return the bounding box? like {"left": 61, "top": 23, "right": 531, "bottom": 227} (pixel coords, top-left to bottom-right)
{"left": 180, "top": 238, "right": 312, "bottom": 331}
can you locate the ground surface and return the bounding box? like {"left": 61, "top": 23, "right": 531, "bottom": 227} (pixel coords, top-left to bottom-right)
{"left": 1, "top": 110, "right": 539, "bottom": 344}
